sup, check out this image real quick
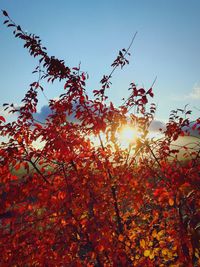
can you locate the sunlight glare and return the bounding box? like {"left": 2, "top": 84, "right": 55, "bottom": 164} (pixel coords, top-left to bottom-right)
{"left": 118, "top": 125, "right": 139, "bottom": 149}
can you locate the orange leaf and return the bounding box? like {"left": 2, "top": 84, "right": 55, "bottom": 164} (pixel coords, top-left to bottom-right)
{"left": 118, "top": 234, "right": 124, "bottom": 242}
{"left": 169, "top": 198, "right": 174, "bottom": 206}
{"left": 140, "top": 239, "right": 145, "bottom": 248}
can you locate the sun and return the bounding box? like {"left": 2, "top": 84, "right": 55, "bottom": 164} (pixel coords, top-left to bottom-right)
{"left": 117, "top": 125, "right": 139, "bottom": 148}
{"left": 88, "top": 125, "right": 140, "bottom": 150}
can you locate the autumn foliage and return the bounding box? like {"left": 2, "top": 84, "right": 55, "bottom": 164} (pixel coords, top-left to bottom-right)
{"left": 0, "top": 11, "right": 200, "bottom": 266}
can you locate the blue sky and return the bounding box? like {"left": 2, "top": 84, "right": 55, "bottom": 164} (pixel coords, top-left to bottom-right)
{"left": 0, "top": 0, "right": 200, "bottom": 122}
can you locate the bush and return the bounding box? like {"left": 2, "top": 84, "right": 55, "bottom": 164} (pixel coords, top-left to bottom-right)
{"left": 0, "top": 10, "right": 200, "bottom": 266}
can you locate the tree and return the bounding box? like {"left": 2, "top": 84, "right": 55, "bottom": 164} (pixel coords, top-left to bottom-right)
{"left": 0, "top": 10, "right": 200, "bottom": 266}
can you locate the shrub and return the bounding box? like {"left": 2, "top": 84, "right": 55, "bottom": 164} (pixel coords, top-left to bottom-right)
{"left": 0, "top": 10, "right": 200, "bottom": 266}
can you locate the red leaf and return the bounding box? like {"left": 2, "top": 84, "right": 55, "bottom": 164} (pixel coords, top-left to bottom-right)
{"left": 138, "top": 88, "right": 145, "bottom": 94}
{"left": 15, "top": 162, "right": 21, "bottom": 171}
{"left": 147, "top": 88, "right": 154, "bottom": 97}
{"left": 34, "top": 123, "right": 43, "bottom": 129}
{"left": 110, "top": 102, "right": 114, "bottom": 111}
{"left": 0, "top": 116, "right": 6, "bottom": 122}
{"left": 142, "top": 95, "right": 148, "bottom": 104}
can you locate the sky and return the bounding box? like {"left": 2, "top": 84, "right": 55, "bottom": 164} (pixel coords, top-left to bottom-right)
{"left": 0, "top": 0, "right": 200, "bottom": 122}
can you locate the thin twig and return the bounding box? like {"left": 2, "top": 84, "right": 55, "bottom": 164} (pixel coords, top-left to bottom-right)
{"left": 108, "top": 32, "right": 138, "bottom": 80}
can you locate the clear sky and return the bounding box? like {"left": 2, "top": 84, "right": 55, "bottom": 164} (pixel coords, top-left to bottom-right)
{"left": 0, "top": 0, "right": 200, "bottom": 122}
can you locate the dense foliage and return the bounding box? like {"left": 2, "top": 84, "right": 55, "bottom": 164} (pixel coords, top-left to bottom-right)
{"left": 0, "top": 11, "right": 200, "bottom": 266}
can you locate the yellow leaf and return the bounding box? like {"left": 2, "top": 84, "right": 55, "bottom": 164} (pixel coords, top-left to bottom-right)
{"left": 149, "top": 252, "right": 155, "bottom": 259}
{"left": 168, "top": 251, "right": 173, "bottom": 258}
{"left": 153, "top": 248, "right": 160, "bottom": 254}
{"left": 135, "top": 254, "right": 140, "bottom": 259}
{"left": 162, "top": 248, "right": 168, "bottom": 255}
{"left": 149, "top": 241, "right": 153, "bottom": 247}
{"left": 144, "top": 250, "right": 150, "bottom": 257}
{"left": 169, "top": 198, "right": 174, "bottom": 206}
{"left": 80, "top": 213, "right": 87, "bottom": 219}
{"left": 158, "top": 230, "right": 165, "bottom": 237}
